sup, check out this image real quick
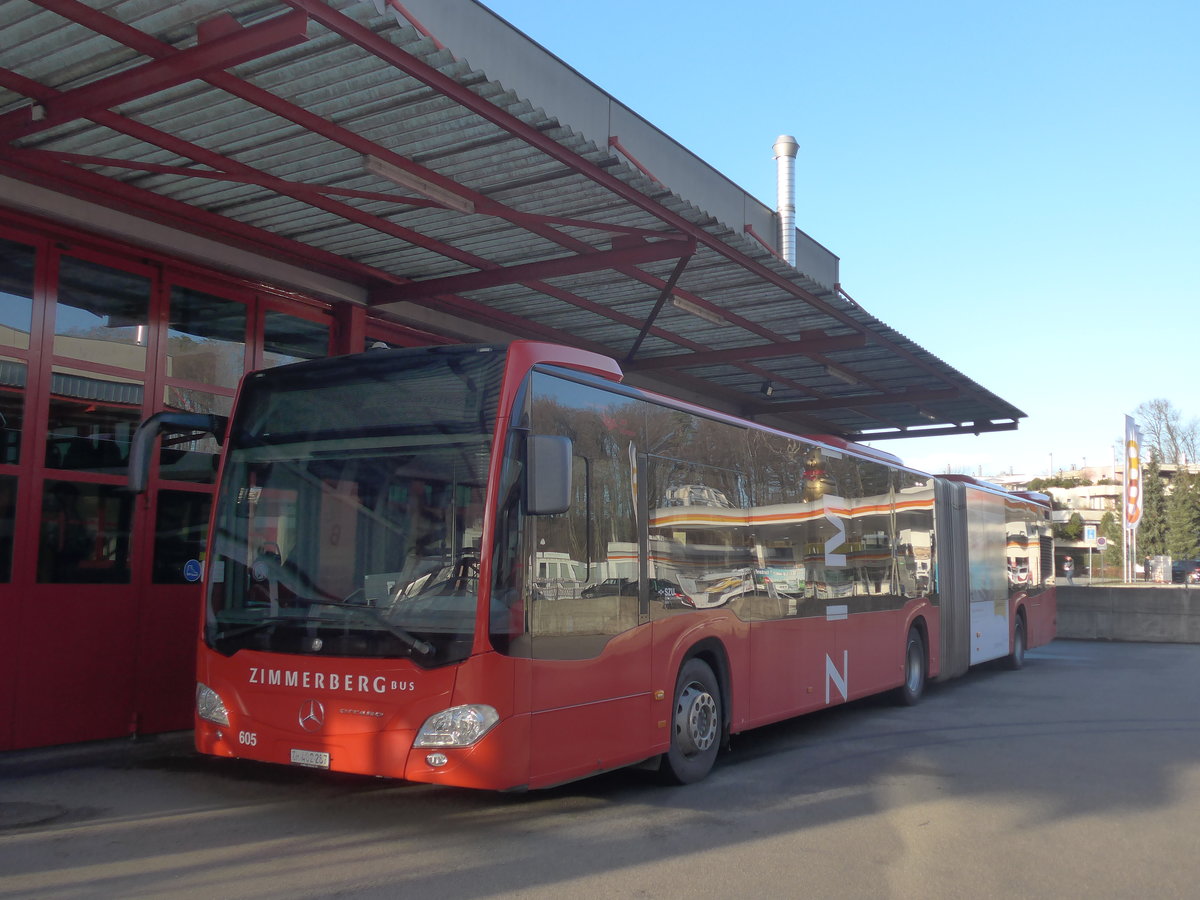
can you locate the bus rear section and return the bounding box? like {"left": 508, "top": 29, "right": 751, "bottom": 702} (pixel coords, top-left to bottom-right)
{"left": 934, "top": 477, "right": 1056, "bottom": 680}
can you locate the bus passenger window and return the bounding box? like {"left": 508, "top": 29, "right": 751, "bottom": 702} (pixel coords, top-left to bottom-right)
{"left": 526, "top": 372, "right": 640, "bottom": 658}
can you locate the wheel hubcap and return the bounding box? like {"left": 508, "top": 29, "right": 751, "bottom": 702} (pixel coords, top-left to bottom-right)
{"left": 906, "top": 642, "right": 922, "bottom": 692}
{"left": 676, "top": 683, "right": 718, "bottom": 756}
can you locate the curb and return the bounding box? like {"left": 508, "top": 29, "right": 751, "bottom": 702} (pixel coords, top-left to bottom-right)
{"left": 0, "top": 731, "right": 194, "bottom": 778}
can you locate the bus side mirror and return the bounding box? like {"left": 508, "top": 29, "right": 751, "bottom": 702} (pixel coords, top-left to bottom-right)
{"left": 128, "top": 411, "right": 228, "bottom": 494}
{"left": 526, "top": 434, "right": 572, "bottom": 515}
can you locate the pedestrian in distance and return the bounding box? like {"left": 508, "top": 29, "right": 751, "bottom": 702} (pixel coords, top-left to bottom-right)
{"left": 1063, "top": 557, "right": 1075, "bottom": 586}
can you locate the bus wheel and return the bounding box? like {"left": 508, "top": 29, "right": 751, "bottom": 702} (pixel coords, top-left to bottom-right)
{"left": 894, "top": 627, "right": 926, "bottom": 706}
{"left": 660, "top": 658, "right": 722, "bottom": 784}
{"left": 1005, "top": 614, "right": 1027, "bottom": 670}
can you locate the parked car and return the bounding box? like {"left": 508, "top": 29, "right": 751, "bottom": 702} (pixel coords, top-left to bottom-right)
{"left": 579, "top": 577, "right": 631, "bottom": 598}
{"left": 1171, "top": 560, "right": 1200, "bottom": 584}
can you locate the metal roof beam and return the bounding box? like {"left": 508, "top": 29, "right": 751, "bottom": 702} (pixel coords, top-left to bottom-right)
{"left": 22, "top": 150, "right": 454, "bottom": 209}
{"left": 373, "top": 285, "right": 639, "bottom": 356}
{"left": 763, "top": 387, "right": 962, "bottom": 413}
{"left": 624, "top": 332, "right": 868, "bottom": 372}
{"left": 28, "top": 0, "right": 791, "bottom": 364}
{"left": 285, "top": 1, "right": 829, "bottom": 340}
{"left": 855, "top": 420, "right": 1021, "bottom": 441}
{"left": 30, "top": 0, "right": 480, "bottom": 217}
{"left": 27, "top": 0, "right": 718, "bottom": 346}
{"left": 0, "top": 147, "right": 387, "bottom": 285}
{"left": 0, "top": 10, "right": 308, "bottom": 144}
{"left": 624, "top": 252, "right": 695, "bottom": 362}
{"left": 286, "top": 1, "right": 1016, "bottom": 414}
{"left": 370, "top": 236, "right": 695, "bottom": 304}
{"left": 0, "top": 60, "right": 492, "bottom": 270}
{"left": 623, "top": 370, "right": 840, "bottom": 435}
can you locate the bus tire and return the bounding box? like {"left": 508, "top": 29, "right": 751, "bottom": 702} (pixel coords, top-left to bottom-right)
{"left": 1005, "top": 613, "right": 1027, "bottom": 670}
{"left": 660, "top": 658, "right": 722, "bottom": 785}
{"left": 894, "top": 627, "right": 926, "bottom": 706}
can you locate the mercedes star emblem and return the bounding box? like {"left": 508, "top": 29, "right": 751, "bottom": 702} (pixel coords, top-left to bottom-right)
{"left": 298, "top": 699, "right": 325, "bottom": 732}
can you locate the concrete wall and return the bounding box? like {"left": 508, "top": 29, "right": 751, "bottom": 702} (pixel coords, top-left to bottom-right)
{"left": 1056, "top": 586, "right": 1200, "bottom": 643}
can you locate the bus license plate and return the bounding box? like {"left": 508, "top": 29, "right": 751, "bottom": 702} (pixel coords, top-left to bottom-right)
{"left": 290, "top": 748, "right": 330, "bottom": 769}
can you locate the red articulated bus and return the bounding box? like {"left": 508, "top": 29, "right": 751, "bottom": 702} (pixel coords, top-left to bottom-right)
{"left": 131, "top": 341, "right": 1056, "bottom": 790}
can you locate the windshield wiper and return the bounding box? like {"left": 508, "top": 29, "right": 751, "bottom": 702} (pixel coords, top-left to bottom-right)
{"left": 212, "top": 615, "right": 305, "bottom": 642}
{"left": 306, "top": 600, "right": 434, "bottom": 656}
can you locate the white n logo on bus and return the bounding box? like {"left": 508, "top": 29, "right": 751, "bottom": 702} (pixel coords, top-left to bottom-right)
{"left": 826, "top": 651, "right": 848, "bottom": 704}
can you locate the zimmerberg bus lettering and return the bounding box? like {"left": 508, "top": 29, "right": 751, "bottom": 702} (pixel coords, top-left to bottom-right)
{"left": 248, "top": 667, "right": 415, "bottom": 693}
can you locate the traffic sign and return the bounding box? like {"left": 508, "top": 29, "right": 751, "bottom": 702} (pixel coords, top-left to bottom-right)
{"left": 1096, "top": 536, "right": 1108, "bottom": 549}
{"left": 1084, "top": 525, "right": 1097, "bottom": 543}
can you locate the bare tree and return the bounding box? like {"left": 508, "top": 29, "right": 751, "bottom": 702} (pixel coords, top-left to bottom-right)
{"left": 1135, "top": 399, "right": 1200, "bottom": 465}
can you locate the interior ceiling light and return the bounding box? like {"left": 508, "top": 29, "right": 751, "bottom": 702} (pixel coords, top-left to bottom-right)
{"left": 363, "top": 154, "right": 475, "bottom": 214}
{"left": 671, "top": 294, "right": 725, "bottom": 326}
{"left": 917, "top": 408, "right": 940, "bottom": 422}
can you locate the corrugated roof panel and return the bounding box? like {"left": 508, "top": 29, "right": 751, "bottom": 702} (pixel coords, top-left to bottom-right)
{"left": 0, "top": 0, "right": 1026, "bottom": 441}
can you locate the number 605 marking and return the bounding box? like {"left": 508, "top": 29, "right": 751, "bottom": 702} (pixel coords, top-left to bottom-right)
{"left": 238, "top": 731, "right": 257, "bottom": 746}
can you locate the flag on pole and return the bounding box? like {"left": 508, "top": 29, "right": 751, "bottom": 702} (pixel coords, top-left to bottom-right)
{"left": 1124, "top": 415, "right": 1144, "bottom": 529}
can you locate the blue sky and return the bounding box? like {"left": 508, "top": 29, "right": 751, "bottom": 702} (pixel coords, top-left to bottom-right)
{"left": 481, "top": 0, "right": 1199, "bottom": 479}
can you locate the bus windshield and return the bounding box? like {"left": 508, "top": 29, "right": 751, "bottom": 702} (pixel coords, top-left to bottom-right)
{"left": 204, "top": 345, "right": 505, "bottom": 666}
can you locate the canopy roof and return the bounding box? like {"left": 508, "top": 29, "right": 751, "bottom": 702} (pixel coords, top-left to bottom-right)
{"left": 0, "top": 0, "right": 1025, "bottom": 441}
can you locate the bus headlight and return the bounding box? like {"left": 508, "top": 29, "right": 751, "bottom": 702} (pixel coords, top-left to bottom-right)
{"left": 196, "top": 682, "right": 230, "bottom": 726}
{"left": 413, "top": 704, "right": 499, "bottom": 748}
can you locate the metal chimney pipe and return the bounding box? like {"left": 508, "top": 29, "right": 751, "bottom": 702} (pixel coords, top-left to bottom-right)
{"left": 773, "top": 134, "right": 799, "bottom": 266}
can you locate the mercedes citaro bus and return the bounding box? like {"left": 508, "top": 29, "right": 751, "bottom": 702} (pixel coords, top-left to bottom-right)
{"left": 131, "top": 341, "right": 1055, "bottom": 790}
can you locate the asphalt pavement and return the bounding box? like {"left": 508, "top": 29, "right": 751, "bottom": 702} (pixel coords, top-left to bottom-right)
{"left": 3, "top": 640, "right": 1200, "bottom": 899}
